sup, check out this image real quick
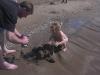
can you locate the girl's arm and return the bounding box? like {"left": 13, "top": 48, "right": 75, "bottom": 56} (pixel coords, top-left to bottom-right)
{"left": 48, "top": 35, "right": 55, "bottom": 44}
{"left": 56, "top": 31, "right": 68, "bottom": 45}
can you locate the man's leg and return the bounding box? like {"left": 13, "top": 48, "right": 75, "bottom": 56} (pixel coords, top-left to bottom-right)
{"left": 0, "top": 54, "right": 18, "bottom": 70}
{"left": 2, "top": 30, "right": 16, "bottom": 55}
{"left": 0, "top": 28, "right": 17, "bottom": 70}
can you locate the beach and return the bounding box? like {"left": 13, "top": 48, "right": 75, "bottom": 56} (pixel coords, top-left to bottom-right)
{"left": 0, "top": 0, "right": 100, "bottom": 75}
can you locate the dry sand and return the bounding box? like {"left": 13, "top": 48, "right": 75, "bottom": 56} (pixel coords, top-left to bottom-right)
{"left": 0, "top": 0, "right": 100, "bottom": 75}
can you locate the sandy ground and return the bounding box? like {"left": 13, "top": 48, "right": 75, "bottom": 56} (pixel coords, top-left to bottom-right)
{"left": 0, "top": 0, "right": 100, "bottom": 75}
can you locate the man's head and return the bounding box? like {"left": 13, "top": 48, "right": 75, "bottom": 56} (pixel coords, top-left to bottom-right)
{"left": 18, "top": 1, "right": 34, "bottom": 18}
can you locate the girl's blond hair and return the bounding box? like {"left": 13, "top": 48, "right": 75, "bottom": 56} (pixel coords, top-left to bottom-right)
{"left": 50, "top": 21, "right": 62, "bottom": 31}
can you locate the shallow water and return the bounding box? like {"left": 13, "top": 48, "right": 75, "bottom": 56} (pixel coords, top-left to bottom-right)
{"left": 62, "top": 17, "right": 90, "bottom": 36}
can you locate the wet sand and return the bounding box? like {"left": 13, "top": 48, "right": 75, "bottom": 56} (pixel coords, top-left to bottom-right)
{"left": 0, "top": 0, "right": 100, "bottom": 75}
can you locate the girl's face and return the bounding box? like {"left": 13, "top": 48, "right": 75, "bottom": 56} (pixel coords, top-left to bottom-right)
{"left": 50, "top": 26, "right": 55, "bottom": 33}
{"left": 50, "top": 25, "right": 58, "bottom": 33}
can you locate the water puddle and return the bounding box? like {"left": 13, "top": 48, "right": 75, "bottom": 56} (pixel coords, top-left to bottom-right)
{"left": 63, "top": 17, "right": 89, "bottom": 35}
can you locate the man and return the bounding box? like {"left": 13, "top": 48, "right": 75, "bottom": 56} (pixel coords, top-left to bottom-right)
{"left": 0, "top": 0, "right": 33, "bottom": 70}
{"left": 1, "top": 0, "right": 17, "bottom": 56}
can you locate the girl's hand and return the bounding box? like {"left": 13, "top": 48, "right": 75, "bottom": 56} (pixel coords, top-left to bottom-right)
{"left": 55, "top": 42, "right": 60, "bottom": 46}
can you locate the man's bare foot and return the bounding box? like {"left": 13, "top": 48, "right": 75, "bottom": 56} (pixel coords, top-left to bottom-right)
{"left": 0, "top": 61, "right": 18, "bottom": 70}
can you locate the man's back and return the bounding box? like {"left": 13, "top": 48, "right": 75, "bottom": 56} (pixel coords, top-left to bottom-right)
{"left": 0, "top": 0, "right": 18, "bottom": 32}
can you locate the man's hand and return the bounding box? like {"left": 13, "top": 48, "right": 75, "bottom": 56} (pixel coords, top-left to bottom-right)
{"left": 6, "top": 31, "right": 29, "bottom": 45}
{"left": 19, "top": 35, "right": 29, "bottom": 45}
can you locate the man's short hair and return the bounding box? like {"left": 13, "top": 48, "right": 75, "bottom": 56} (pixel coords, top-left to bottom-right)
{"left": 19, "top": 1, "right": 34, "bottom": 14}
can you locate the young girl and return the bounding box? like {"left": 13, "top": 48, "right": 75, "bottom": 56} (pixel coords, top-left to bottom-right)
{"left": 49, "top": 21, "right": 68, "bottom": 52}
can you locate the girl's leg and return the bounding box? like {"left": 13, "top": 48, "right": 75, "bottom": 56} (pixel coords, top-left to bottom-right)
{"left": 3, "top": 44, "right": 16, "bottom": 55}
{"left": 63, "top": 47, "right": 67, "bottom": 52}
{"left": 62, "top": 43, "right": 67, "bottom": 52}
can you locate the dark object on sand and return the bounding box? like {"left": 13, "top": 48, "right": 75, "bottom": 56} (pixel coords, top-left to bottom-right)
{"left": 61, "top": 0, "right": 68, "bottom": 3}
{"left": 49, "top": 2, "right": 55, "bottom": 5}
{"left": 21, "top": 44, "right": 62, "bottom": 63}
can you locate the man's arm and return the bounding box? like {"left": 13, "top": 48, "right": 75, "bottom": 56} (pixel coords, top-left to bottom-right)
{"left": 6, "top": 30, "right": 29, "bottom": 45}
{"left": 14, "top": 28, "right": 22, "bottom": 37}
